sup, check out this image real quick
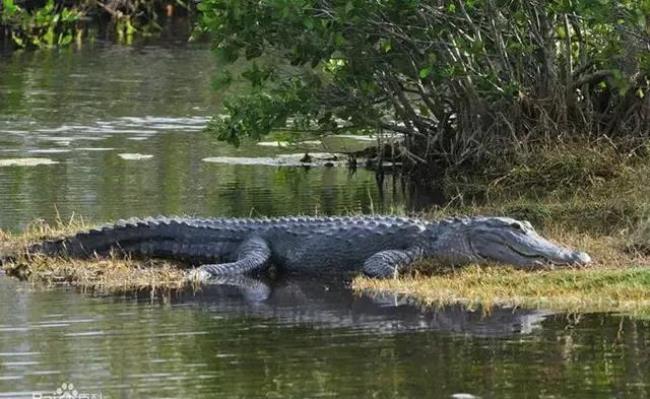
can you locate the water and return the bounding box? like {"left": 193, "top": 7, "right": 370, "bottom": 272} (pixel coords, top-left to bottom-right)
{"left": 0, "top": 42, "right": 649, "bottom": 398}
{"left": 0, "top": 43, "right": 404, "bottom": 232}
{"left": 0, "top": 277, "right": 649, "bottom": 398}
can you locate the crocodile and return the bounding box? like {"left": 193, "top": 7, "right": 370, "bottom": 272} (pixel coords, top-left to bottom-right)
{"left": 26, "top": 215, "right": 591, "bottom": 280}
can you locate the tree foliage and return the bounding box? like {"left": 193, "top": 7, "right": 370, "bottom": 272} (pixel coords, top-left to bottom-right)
{"left": 0, "top": 0, "right": 193, "bottom": 48}
{"left": 199, "top": 0, "right": 650, "bottom": 170}
{"left": 1, "top": 0, "right": 82, "bottom": 47}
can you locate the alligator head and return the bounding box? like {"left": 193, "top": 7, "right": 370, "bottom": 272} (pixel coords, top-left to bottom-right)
{"left": 430, "top": 217, "right": 591, "bottom": 267}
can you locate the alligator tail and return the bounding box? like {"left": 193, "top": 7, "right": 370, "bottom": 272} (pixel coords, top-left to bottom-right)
{"left": 27, "top": 218, "right": 173, "bottom": 258}
{"left": 28, "top": 239, "right": 76, "bottom": 257}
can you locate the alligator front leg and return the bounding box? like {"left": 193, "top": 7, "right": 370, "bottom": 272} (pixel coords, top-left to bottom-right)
{"left": 189, "top": 237, "right": 271, "bottom": 282}
{"left": 362, "top": 248, "right": 424, "bottom": 279}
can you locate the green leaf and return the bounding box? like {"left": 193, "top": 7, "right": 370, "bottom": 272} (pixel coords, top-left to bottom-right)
{"left": 4, "top": 0, "right": 17, "bottom": 14}
{"left": 379, "top": 38, "right": 392, "bottom": 53}
{"left": 419, "top": 67, "right": 431, "bottom": 79}
{"left": 44, "top": 27, "right": 55, "bottom": 46}
{"left": 345, "top": 1, "right": 354, "bottom": 14}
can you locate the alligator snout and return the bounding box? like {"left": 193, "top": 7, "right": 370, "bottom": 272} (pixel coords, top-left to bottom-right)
{"left": 569, "top": 251, "right": 592, "bottom": 265}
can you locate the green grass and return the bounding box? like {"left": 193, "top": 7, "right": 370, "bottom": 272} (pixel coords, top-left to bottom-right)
{"left": 353, "top": 266, "right": 650, "bottom": 317}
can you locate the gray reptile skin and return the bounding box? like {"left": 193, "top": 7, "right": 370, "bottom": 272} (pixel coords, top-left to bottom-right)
{"left": 31, "top": 215, "right": 591, "bottom": 280}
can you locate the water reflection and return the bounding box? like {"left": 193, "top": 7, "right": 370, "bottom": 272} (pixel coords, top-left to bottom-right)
{"left": 0, "top": 276, "right": 649, "bottom": 398}
{"left": 185, "top": 275, "right": 552, "bottom": 337}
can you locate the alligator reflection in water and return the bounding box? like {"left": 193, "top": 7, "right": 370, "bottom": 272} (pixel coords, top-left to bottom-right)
{"left": 179, "top": 276, "right": 552, "bottom": 337}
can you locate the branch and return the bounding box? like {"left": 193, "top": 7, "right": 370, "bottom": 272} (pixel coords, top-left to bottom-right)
{"left": 571, "top": 70, "right": 615, "bottom": 89}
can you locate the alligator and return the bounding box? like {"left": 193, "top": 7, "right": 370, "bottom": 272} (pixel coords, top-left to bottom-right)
{"left": 26, "top": 215, "right": 591, "bottom": 280}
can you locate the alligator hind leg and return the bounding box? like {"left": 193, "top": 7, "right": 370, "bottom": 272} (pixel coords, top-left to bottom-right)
{"left": 189, "top": 237, "right": 271, "bottom": 282}
{"left": 362, "top": 248, "right": 424, "bottom": 279}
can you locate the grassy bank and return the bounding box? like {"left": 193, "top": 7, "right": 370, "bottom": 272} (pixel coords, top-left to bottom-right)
{"left": 353, "top": 267, "right": 650, "bottom": 317}
{"left": 355, "top": 139, "right": 650, "bottom": 316}
{"left": 0, "top": 218, "right": 190, "bottom": 294}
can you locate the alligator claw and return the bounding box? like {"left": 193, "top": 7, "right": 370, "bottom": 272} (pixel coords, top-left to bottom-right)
{"left": 187, "top": 268, "right": 213, "bottom": 283}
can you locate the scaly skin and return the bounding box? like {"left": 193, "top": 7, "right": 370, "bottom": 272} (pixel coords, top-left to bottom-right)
{"left": 30, "top": 215, "right": 592, "bottom": 280}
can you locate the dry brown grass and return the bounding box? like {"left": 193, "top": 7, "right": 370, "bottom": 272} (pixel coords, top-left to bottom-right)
{"left": 4, "top": 254, "right": 189, "bottom": 294}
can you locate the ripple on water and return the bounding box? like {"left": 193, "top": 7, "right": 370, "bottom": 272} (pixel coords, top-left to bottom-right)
{"left": 76, "top": 147, "right": 115, "bottom": 152}
{"left": 27, "top": 149, "right": 72, "bottom": 154}
{"left": 118, "top": 153, "right": 154, "bottom": 160}
{"left": 0, "top": 158, "right": 59, "bottom": 167}
{"left": 257, "top": 140, "right": 324, "bottom": 147}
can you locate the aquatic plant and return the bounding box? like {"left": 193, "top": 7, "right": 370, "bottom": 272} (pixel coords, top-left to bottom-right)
{"left": 0, "top": 0, "right": 194, "bottom": 48}
{"left": 1, "top": 0, "right": 82, "bottom": 48}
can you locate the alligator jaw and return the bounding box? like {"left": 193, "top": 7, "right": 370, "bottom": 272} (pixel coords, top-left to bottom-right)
{"left": 466, "top": 217, "right": 593, "bottom": 268}
{"left": 505, "top": 244, "right": 591, "bottom": 267}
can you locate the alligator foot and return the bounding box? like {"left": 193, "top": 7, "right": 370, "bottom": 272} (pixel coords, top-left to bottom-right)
{"left": 362, "top": 248, "right": 424, "bottom": 278}
{"left": 187, "top": 268, "right": 213, "bottom": 283}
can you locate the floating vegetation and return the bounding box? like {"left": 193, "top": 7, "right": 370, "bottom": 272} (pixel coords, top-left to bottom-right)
{"left": 256, "top": 141, "right": 289, "bottom": 147}
{"left": 276, "top": 152, "right": 342, "bottom": 161}
{"left": 76, "top": 147, "right": 115, "bottom": 152}
{"left": 298, "top": 140, "right": 323, "bottom": 145}
{"left": 329, "top": 134, "right": 377, "bottom": 141}
{"left": 202, "top": 153, "right": 345, "bottom": 167}
{"left": 257, "top": 140, "right": 323, "bottom": 148}
{"left": 0, "top": 158, "right": 59, "bottom": 167}
{"left": 118, "top": 153, "right": 154, "bottom": 160}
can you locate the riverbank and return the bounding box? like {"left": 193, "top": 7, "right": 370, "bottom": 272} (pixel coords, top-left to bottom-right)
{"left": 3, "top": 216, "right": 649, "bottom": 315}
{"left": 2, "top": 138, "right": 650, "bottom": 311}
{"left": 2, "top": 218, "right": 650, "bottom": 314}
{"left": 355, "top": 139, "right": 650, "bottom": 316}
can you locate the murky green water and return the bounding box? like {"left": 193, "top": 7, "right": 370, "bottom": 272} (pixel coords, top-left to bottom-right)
{"left": 1, "top": 277, "right": 649, "bottom": 398}
{"left": 1, "top": 43, "right": 649, "bottom": 398}
{"left": 0, "top": 43, "right": 404, "bottom": 232}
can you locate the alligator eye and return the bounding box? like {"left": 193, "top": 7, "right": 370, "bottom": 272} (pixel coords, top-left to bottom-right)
{"left": 510, "top": 222, "right": 525, "bottom": 233}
